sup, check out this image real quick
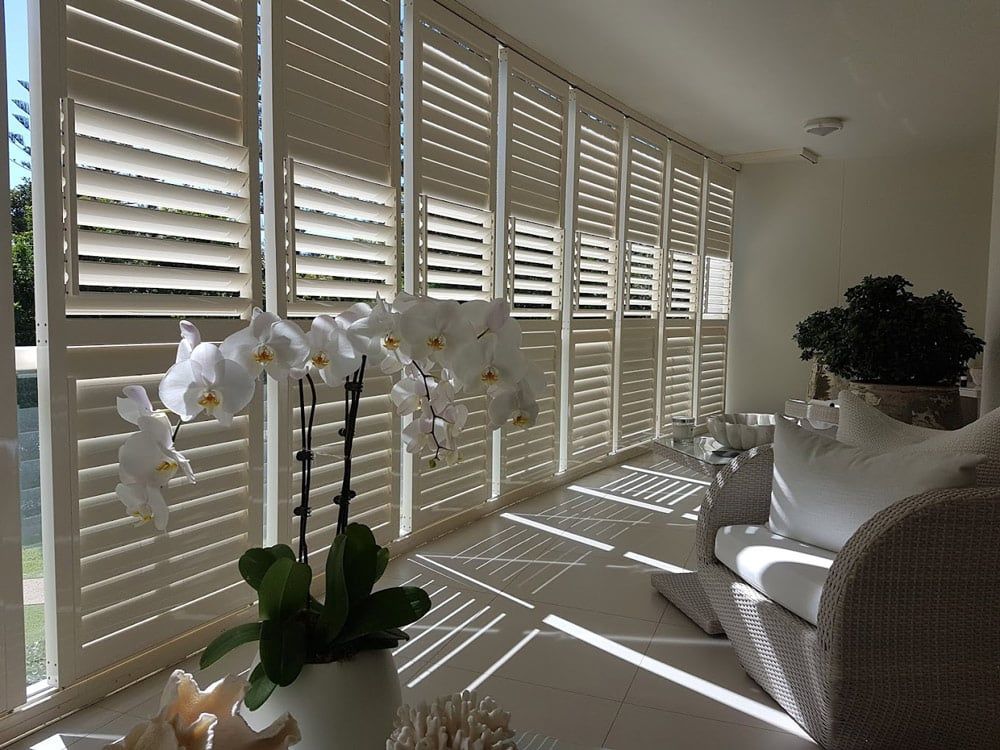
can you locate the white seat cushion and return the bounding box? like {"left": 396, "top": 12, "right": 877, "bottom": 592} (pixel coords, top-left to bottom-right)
{"left": 715, "top": 524, "right": 838, "bottom": 626}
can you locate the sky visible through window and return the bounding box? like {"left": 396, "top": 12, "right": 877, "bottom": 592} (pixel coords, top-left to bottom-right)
{"left": 6, "top": 0, "right": 30, "bottom": 186}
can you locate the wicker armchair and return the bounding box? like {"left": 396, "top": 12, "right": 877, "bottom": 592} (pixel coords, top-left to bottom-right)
{"left": 696, "top": 444, "right": 1000, "bottom": 749}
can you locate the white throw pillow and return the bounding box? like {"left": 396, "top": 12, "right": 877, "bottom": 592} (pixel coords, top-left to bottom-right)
{"left": 836, "top": 390, "right": 1000, "bottom": 485}
{"left": 770, "top": 417, "right": 984, "bottom": 552}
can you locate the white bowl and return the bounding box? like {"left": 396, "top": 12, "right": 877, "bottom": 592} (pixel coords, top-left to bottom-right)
{"left": 706, "top": 413, "right": 777, "bottom": 450}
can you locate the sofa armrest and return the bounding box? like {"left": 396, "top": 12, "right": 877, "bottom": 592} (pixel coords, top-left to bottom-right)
{"left": 817, "top": 486, "right": 1000, "bottom": 654}
{"left": 696, "top": 443, "right": 774, "bottom": 568}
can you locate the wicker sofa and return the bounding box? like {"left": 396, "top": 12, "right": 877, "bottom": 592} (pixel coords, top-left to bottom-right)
{"left": 696, "top": 443, "right": 1000, "bottom": 749}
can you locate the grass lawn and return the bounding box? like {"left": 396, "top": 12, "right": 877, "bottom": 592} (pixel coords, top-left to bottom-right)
{"left": 22, "top": 544, "right": 43, "bottom": 579}
{"left": 24, "top": 604, "right": 46, "bottom": 684}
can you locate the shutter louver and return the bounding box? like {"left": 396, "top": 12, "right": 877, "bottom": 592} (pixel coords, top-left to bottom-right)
{"left": 421, "top": 196, "right": 493, "bottom": 301}
{"left": 32, "top": 0, "right": 263, "bottom": 686}
{"left": 508, "top": 218, "right": 562, "bottom": 316}
{"left": 569, "top": 319, "right": 614, "bottom": 459}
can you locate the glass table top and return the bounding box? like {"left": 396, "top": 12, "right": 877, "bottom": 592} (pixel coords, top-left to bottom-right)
{"left": 653, "top": 436, "right": 740, "bottom": 465}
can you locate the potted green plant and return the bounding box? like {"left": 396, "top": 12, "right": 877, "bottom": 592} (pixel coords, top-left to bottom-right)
{"left": 793, "top": 275, "right": 984, "bottom": 428}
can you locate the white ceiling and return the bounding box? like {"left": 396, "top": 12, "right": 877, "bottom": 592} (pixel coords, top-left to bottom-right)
{"left": 457, "top": 0, "right": 1000, "bottom": 160}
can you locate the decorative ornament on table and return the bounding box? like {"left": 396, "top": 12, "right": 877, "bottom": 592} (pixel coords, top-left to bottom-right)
{"left": 105, "top": 669, "right": 300, "bottom": 750}
{"left": 110, "top": 295, "right": 542, "bottom": 750}
{"left": 387, "top": 691, "right": 516, "bottom": 750}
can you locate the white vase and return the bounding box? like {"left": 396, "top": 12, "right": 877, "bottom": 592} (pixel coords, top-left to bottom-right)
{"left": 242, "top": 650, "right": 402, "bottom": 750}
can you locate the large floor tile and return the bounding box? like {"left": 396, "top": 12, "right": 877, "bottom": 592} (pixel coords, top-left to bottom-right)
{"left": 6, "top": 707, "right": 123, "bottom": 750}
{"left": 604, "top": 703, "right": 817, "bottom": 749}
{"left": 624, "top": 622, "right": 808, "bottom": 736}
{"left": 422, "top": 601, "right": 656, "bottom": 701}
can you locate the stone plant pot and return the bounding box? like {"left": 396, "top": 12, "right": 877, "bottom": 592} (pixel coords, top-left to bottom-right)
{"left": 243, "top": 650, "right": 402, "bottom": 750}
{"left": 846, "top": 382, "right": 962, "bottom": 430}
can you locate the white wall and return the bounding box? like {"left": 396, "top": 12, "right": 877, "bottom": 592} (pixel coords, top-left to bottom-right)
{"left": 727, "top": 144, "right": 995, "bottom": 414}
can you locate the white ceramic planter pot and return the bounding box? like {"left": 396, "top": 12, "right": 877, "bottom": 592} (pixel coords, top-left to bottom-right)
{"left": 847, "top": 382, "right": 962, "bottom": 430}
{"left": 242, "top": 650, "right": 402, "bottom": 750}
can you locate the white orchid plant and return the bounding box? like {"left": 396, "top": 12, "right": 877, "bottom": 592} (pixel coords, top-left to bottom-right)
{"left": 114, "top": 293, "right": 542, "bottom": 537}
{"left": 113, "top": 295, "right": 541, "bottom": 706}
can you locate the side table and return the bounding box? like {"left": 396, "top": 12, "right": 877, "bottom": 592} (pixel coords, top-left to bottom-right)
{"left": 649, "top": 436, "right": 736, "bottom": 635}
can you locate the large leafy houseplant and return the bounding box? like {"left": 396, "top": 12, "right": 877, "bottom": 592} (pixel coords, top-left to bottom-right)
{"left": 110, "top": 294, "right": 543, "bottom": 710}
{"left": 793, "top": 275, "right": 983, "bottom": 386}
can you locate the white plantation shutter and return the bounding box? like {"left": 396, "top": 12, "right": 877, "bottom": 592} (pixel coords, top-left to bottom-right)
{"left": 661, "top": 144, "right": 705, "bottom": 428}
{"left": 565, "top": 95, "right": 621, "bottom": 461}
{"left": 404, "top": 0, "right": 497, "bottom": 531}
{"left": 619, "top": 124, "right": 667, "bottom": 447}
{"left": 30, "top": 0, "right": 263, "bottom": 686}
{"left": 697, "top": 163, "right": 736, "bottom": 420}
{"left": 265, "top": 0, "right": 400, "bottom": 316}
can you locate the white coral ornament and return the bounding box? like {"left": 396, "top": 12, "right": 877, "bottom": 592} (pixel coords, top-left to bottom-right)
{"left": 387, "top": 691, "right": 516, "bottom": 750}
{"left": 105, "top": 670, "right": 300, "bottom": 750}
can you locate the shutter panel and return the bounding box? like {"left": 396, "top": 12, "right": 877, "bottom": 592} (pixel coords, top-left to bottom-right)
{"left": 661, "top": 144, "right": 705, "bottom": 429}
{"left": 505, "top": 52, "right": 566, "bottom": 227}
{"left": 268, "top": 0, "right": 400, "bottom": 316}
{"left": 32, "top": 0, "right": 263, "bottom": 685}
{"left": 619, "top": 125, "right": 666, "bottom": 446}
{"left": 501, "top": 52, "right": 567, "bottom": 318}
{"left": 64, "top": 0, "right": 257, "bottom": 315}
{"left": 567, "top": 95, "right": 621, "bottom": 461}
{"left": 405, "top": 0, "right": 497, "bottom": 531}
{"left": 408, "top": 0, "right": 498, "bottom": 302}
{"left": 697, "top": 163, "right": 736, "bottom": 420}
{"left": 262, "top": 0, "right": 402, "bottom": 556}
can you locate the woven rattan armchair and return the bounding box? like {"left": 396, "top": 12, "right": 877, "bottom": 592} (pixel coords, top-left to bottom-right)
{"left": 696, "top": 444, "right": 1000, "bottom": 749}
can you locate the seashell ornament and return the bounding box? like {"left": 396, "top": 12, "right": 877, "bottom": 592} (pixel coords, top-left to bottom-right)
{"left": 387, "top": 690, "right": 516, "bottom": 750}
{"left": 105, "top": 669, "right": 301, "bottom": 750}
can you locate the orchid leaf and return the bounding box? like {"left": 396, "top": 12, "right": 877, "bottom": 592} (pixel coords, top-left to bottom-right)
{"left": 343, "top": 523, "right": 378, "bottom": 602}
{"left": 258, "top": 558, "right": 312, "bottom": 623}
{"left": 259, "top": 619, "right": 306, "bottom": 687}
{"left": 336, "top": 586, "right": 431, "bottom": 643}
{"left": 199, "top": 622, "right": 261, "bottom": 669}
{"left": 318, "top": 533, "right": 349, "bottom": 641}
{"left": 244, "top": 663, "right": 277, "bottom": 711}
{"left": 375, "top": 546, "right": 390, "bottom": 581}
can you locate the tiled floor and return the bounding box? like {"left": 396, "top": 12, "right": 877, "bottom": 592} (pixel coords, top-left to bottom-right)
{"left": 9, "top": 451, "right": 816, "bottom": 749}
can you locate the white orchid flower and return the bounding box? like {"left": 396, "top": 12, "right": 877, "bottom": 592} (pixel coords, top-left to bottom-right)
{"left": 488, "top": 379, "right": 541, "bottom": 430}
{"left": 350, "top": 295, "right": 411, "bottom": 374}
{"left": 159, "top": 342, "right": 255, "bottom": 426}
{"left": 306, "top": 303, "right": 370, "bottom": 385}
{"left": 453, "top": 319, "right": 526, "bottom": 394}
{"left": 390, "top": 375, "right": 427, "bottom": 416}
{"left": 176, "top": 320, "right": 201, "bottom": 363}
{"left": 221, "top": 308, "right": 310, "bottom": 381}
{"left": 398, "top": 298, "right": 474, "bottom": 368}
{"left": 120, "top": 413, "right": 196, "bottom": 485}
{"left": 116, "top": 482, "right": 169, "bottom": 531}
{"left": 117, "top": 384, "right": 155, "bottom": 425}
{"left": 460, "top": 298, "right": 511, "bottom": 336}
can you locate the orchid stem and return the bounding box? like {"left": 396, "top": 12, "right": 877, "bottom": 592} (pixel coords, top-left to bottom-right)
{"left": 335, "top": 355, "right": 367, "bottom": 536}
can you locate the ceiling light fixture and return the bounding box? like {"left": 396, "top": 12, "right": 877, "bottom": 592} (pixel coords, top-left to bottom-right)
{"left": 804, "top": 117, "right": 845, "bottom": 137}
